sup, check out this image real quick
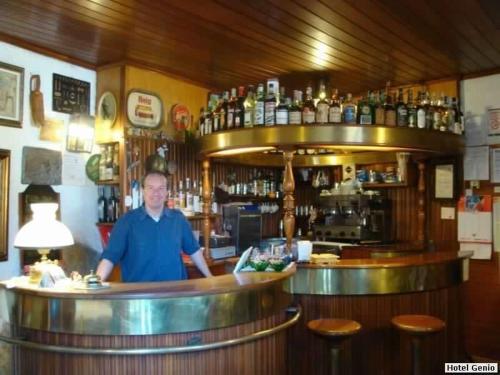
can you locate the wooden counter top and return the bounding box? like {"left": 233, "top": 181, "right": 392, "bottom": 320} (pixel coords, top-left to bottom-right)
{"left": 300, "top": 251, "right": 472, "bottom": 269}
{"left": 1, "top": 266, "right": 295, "bottom": 300}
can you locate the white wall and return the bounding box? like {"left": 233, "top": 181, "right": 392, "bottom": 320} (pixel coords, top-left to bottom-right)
{"left": 0, "top": 41, "right": 101, "bottom": 279}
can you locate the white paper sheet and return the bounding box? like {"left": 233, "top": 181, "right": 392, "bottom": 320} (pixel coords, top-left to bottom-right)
{"left": 460, "top": 242, "right": 492, "bottom": 260}
{"left": 435, "top": 164, "right": 454, "bottom": 198}
{"left": 62, "top": 153, "right": 87, "bottom": 186}
{"left": 491, "top": 148, "right": 500, "bottom": 183}
{"left": 494, "top": 197, "right": 500, "bottom": 252}
{"left": 464, "top": 146, "right": 489, "bottom": 181}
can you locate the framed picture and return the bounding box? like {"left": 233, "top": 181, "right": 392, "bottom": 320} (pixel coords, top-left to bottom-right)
{"left": 435, "top": 163, "right": 454, "bottom": 199}
{"left": 97, "top": 91, "right": 117, "bottom": 129}
{"left": 0, "top": 150, "right": 10, "bottom": 261}
{"left": 0, "top": 62, "right": 24, "bottom": 128}
{"left": 126, "top": 89, "right": 163, "bottom": 129}
{"left": 52, "top": 73, "right": 90, "bottom": 114}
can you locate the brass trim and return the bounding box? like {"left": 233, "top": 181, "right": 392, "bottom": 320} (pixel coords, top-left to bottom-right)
{"left": 285, "top": 259, "right": 467, "bottom": 295}
{"left": 0, "top": 307, "right": 301, "bottom": 355}
{"left": 198, "top": 125, "right": 464, "bottom": 159}
{"left": 3, "top": 282, "right": 292, "bottom": 335}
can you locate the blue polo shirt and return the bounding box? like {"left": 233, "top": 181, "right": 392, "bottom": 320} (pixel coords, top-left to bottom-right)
{"left": 102, "top": 206, "right": 199, "bottom": 282}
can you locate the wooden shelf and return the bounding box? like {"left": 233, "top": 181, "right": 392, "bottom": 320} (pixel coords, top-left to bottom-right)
{"left": 227, "top": 194, "right": 281, "bottom": 202}
{"left": 362, "top": 182, "right": 407, "bottom": 188}
{"left": 96, "top": 179, "right": 120, "bottom": 185}
{"left": 187, "top": 214, "right": 220, "bottom": 221}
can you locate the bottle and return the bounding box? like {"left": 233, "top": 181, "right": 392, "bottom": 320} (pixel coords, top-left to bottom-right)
{"left": 316, "top": 82, "right": 329, "bottom": 124}
{"left": 328, "top": 88, "right": 342, "bottom": 123}
{"left": 243, "top": 85, "right": 256, "bottom": 128}
{"left": 211, "top": 95, "right": 222, "bottom": 133}
{"left": 407, "top": 89, "right": 417, "bottom": 128}
{"left": 178, "top": 180, "right": 185, "bottom": 209}
{"left": 227, "top": 88, "right": 237, "bottom": 129}
{"left": 107, "top": 187, "right": 119, "bottom": 223}
{"left": 375, "top": 90, "right": 385, "bottom": 125}
{"left": 185, "top": 178, "right": 193, "bottom": 211}
{"left": 204, "top": 108, "right": 212, "bottom": 135}
{"left": 432, "top": 93, "right": 442, "bottom": 131}
{"left": 302, "top": 86, "right": 316, "bottom": 124}
{"left": 358, "top": 91, "right": 373, "bottom": 125}
{"left": 235, "top": 86, "right": 245, "bottom": 128}
{"left": 343, "top": 93, "right": 356, "bottom": 124}
{"left": 255, "top": 83, "right": 265, "bottom": 126}
{"left": 424, "top": 92, "right": 434, "bottom": 130}
{"left": 396, "top": 88, "right": 408, "bottom": 126}
{"left": 198, "top": 107, "right": 205, "bottom": 137}
{"left": 275, "top": 86, "right": 289, "bottom": 125}
{"left": 97, "top": 187, "right": 107, "bottom": 223}
{"left": 99, "top": 145, "right": 107, "bottom": 181}
{"left": 416, "top": 92, "right": 427, "bottom": 129}
{"left": 192, "top": 180, "right": 200, "bottom": 213}
{"left": 384, "top": 92, "right": 396, "bottom": 126}
{"left": 441, "top": 96, "right": 451, "bottom": 132}
{"left": 289, "top": 90, "right": 302, "bottom": 124}
{"left": 264, "top": 83, "right": 277, "bottom": 126}
{"left": 220, "top": 91, "right": 229, "bottom": 130}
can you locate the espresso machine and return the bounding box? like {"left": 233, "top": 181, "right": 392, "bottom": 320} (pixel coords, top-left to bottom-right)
{"left": 313, "top": 194, "right": 391, "bottom": 243}
{"left": 222, "top": 204, "right": 262, "bottom": 255}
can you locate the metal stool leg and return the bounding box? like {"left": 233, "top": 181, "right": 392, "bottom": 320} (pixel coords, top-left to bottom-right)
{"left": 411, "top": 337, "right": 422, "bottom": 375}
{"left": 330, "top": 345, "right": 340, "bottom": 375}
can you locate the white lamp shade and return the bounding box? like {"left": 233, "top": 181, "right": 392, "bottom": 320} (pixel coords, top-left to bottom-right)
{"left": 14, "top": 203, "right": 74, "bottom": 249}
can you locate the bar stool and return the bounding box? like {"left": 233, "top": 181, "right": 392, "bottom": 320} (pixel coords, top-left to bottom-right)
{"left": 307, "top": 318, "right": 361, "bottom": 375}
{"left": 391, "top": 314, "right": 445, "bottom": 375}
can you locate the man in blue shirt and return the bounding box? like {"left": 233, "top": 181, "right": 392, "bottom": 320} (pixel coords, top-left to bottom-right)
{"left": 96, "top": 171, "right": 212, "bottom": 282}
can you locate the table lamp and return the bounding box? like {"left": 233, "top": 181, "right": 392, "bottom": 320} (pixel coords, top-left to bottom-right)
{"left": 14, "top": 203, "right": 74, "bottom": 284}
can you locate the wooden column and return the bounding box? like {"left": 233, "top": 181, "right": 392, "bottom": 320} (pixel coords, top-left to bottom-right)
{"left": 202, "top": 159, "right": 212, "bottom": 262}
{"left": 282, "top": 151, "right": 295, "bottom": 251}
{"left": 417, "top": 161, "right": 425, "bottom": 242}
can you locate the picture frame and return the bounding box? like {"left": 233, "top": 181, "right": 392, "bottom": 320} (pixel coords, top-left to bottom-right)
{"left": 97, "top": 91, "right": 117, "bottom": 129}
{"left": 435, "top": 163, "right": 454, "bottom": 199}
{"left": 0, "top": 62, "right": 24, "bottom": 128}
{"left": 0, "top": 150, "right": 10, "bottom": 261}
{"left": 52, "top": 73, "right": 90, "bottom": 114}
{"left": 126, "top": 89, "right": 163, "bottom": 129}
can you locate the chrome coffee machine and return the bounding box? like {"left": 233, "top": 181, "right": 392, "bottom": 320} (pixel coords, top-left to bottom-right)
{"left": 313, "top": 194, "right": 391, "bottom": 243}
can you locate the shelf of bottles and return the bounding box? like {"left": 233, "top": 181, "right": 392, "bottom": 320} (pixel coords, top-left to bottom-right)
{"left": 96, "top": 142, "right": 121, "bottom": 224}
{"left": 198, "top": 79, "right": 464, "bottom": 138}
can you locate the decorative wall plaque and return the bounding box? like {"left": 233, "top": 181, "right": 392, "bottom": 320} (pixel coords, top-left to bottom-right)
{"left": 21, "top": 146, "right": 62, "bottom": 185}
{"left": 52, "top": 73, "right": 90, "bottom": 114}
{"left": 126, "top": 90, "right": 163, "bottom": 129}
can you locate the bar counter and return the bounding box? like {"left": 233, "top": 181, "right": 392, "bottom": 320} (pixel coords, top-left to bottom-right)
{"left": 0, "top": 268, "right": 297, "bottom": 375}
{"left": 286, "top": 251, "right": 471, "bottom": 375}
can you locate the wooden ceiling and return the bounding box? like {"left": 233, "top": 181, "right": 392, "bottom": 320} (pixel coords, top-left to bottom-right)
{"left": 1, "top": 0, "right": 500, "bottom": 93}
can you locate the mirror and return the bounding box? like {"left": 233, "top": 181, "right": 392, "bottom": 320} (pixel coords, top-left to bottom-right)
{"left": 0, "top": 150, "right": 10, "bottom": 261}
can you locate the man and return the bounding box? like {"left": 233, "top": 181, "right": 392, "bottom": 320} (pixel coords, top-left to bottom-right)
{"left": 96, "top": 171, "right": 212, "bottom": 282}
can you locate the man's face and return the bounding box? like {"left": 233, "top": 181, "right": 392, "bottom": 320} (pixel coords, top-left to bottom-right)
{"left": 143, "top": 174, "right": 168, "bottom": 211}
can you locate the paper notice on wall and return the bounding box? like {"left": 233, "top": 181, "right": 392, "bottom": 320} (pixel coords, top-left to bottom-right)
{"left": 62, "top": 153, "right": 87, "bottom": 186}
{"left": 494, "top": 197, "right": 500, "bottom": 252}
{"left": 464, "top": 146, "right": 489, "bottom": 181}
{"left": 459, "top": 242, "right": 492, "bottom": 260}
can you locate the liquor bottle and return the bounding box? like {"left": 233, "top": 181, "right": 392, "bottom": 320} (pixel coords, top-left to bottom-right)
{"left": 328, "top": 88, "right": 342, "bottom": 124}
{"left": 235, "top": 86, "right": 245, "bottom": 128}
{"left": 99, "top": 145, "right": 107, "bottom": 181}
{"left": 178, "top": 180, "right": 185, "bottom": 209}
{"left": 227, "top": 88, "right": 237, "bottom": 129}
{"left": 440, "top": 96, "right": 449, "bottom": 132}
{"left": 431, "top": 93, "right": 442, "bottom": 131}
{"left": 302, "top": 86, "right": 316, "bottom": 124}
{"left": 451, "top": 97, "right": 463, "bottom": 134}
{"left": 275, "top": 86, "right": 289, "bottom": 125}
{"left": 396, "top": 88, "right": 408, "bottom": 126}
{"left": 343, "top": 93, "right": 357, "bottom": 124}
{"left": 416, "top": 92, "right": 426, "bottom": 129}
{"left": 221, "top": 91, "right": 229, "bottom": 130}
{"left": 198, "top": 107, "right": 205, "bottom": 137}
{"left": 192, "top": 180, "right": 200, "bottom": 213}
{"left": 243, "top": 85, "right": 256, "bottom": 128}
{"left": 358, "top": 91, "right": 373, "bottom": 125}
{"left": 407, "top": 89, "right": 417, "bottom": 128}
{"left": 316, "top": 82, "right": 329, "bottom": 124}
{"left": 289, "top": 90, "right": 302, "bottom": 124}
{"left": 375, "top": 90, "right": 385, "bottom": 125}
{"left": 107, "top": 187, "right": 119, "bottom": 223}
{"left": 424, "top": 92, "right": 434, "bottom": 130}
{"left": 255, "top": 84, "right": 265, "bottom": 126}
{"left": 204, "top": 108, "right": 212, "bottom": 135}
{"left": 184, "top": 178, "right": 193, "bottom": 211}
{"left": 384, "top": 92, "right": 396, "bottom": 126}
{"left": 264, "top": 83, "right": 277, "bottom": 126}
{"left": 446, "top": 97, "right": 456, "bottom": 132}
{"left": 212, "top": 95, "right": 223, "bottom": 133}
{"left": 97, "top": 187, "right": 108, "bottom": 223}
{"left": 113, "top": 144, "right": 119, "bottom": 178}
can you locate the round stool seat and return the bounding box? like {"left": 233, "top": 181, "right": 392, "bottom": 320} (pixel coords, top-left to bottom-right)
{"left": 392, "top": 314, "right": 445, "bottom": 335}
{"left": 307, "top": 318, "right": 362, "bottom": 338}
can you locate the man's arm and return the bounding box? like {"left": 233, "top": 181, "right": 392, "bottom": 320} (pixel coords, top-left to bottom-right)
{"left": 96, "top": 258, "right": 115, "bottom": 281}
{"left": 189, "top": 249, "right": 213, "bottom": 277}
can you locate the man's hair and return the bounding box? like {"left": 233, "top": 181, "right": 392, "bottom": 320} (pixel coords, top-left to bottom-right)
{"left": 141, "top": 170, "right": 168, "bottom": 188}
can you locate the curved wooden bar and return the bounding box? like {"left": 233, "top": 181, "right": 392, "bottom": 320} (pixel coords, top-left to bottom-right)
{"left": 0, "top": 269, "right": 296, "bottom": 374}
{"left": 286, "top": 252, "right": 471, "bottom": 375}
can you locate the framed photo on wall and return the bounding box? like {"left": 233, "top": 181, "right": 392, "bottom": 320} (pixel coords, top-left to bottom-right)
{"left": 435, "top": 163, "right": 455, "bottom": 199}
{"left": 0, "top": 62, "right": 24, "bottom": 128}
